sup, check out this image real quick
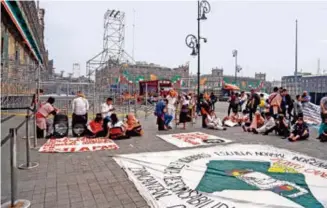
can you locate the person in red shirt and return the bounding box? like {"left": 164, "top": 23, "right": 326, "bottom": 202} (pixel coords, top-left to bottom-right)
{"left": 86, "top": 113, "right": 106, "bottom": 137}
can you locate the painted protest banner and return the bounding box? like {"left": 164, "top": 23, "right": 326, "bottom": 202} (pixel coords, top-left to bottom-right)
{"left": 303, "top": 102, "right": 321, "bottom": 125}
{"left": 114, "top": 144, "right": 327, "bottom": 208}
{"left": 156, "top": 132, "right": 232, "bottom": 148}
{"left": 39, "top": 137, "right": 119, "bottom": 153}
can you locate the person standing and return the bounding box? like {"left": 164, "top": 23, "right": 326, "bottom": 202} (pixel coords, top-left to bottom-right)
{"left": 247, "top": 89, "right": 260, "bottom": 122}
{"left": 268, "top": 87, "right": 282, "bottom": 119}
{"left": 293, "top": 95, "right": 303, "bottom": 124}
{"left": 31, "top": 89, "right": 44, "bottom": 111}
{"left": 227, "top": 91, "right": 236, "bottom": 116}
{"left": 210, "top": 92, "right": 217, "bottom": 111}
{"left": 166, "top": 90, "right": 177, "bottom": 128}
{"left": 179, "top": 93, "right": 190, "bottom": 129}
{"left": 72, "top": 91, "right": 89, "bottom": 134}
{"left": 320, "top": 95, "right": 327, "bottom": 121}
{"left": 239, "top": 91, "right": 248, "bottom": 112}
{"left": 101, "top": 97, "right": 115, "bottom": 135}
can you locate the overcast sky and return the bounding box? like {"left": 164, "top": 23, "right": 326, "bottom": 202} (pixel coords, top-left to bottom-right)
{"left": 41, "top": 1, "right": 327, "bottom": 81}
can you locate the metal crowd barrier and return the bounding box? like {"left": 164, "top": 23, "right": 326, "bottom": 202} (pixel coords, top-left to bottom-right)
{"left": 1, "top": 108, "right": 39, "bottom": 208}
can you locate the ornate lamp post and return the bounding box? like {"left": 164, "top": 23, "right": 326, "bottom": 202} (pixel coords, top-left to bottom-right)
{"left": 185, "top": 0, "right": 211, "bottom": 106}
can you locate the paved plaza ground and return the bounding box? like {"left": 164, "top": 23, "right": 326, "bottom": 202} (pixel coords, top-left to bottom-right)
{"left": 1, "top": 102, "right": 326, "bottom": 208}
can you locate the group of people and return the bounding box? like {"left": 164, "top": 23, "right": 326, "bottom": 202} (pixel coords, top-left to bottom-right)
{"left": 34, "top": 87, "right": 327, "bottom": 143}
{"left": 220, "top": 87, "right": 327, "bottom": 142}
{"left": 154, "top": 90, "right": 198, "bottom": 130}
{"left": 35, "top": 90, "right": 143, "bottom": 139}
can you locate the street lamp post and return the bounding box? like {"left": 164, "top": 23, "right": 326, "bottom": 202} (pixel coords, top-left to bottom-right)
{"left": 185, "top": 0, "right": 211, "bottom": 106}
{"left": 232, "top": 49, "right": 242, "bottom": 84}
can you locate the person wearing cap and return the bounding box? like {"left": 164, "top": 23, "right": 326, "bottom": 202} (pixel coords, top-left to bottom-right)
{"left": 287, "top": 115, "right": 309, "bottom": 142}
{"left": 252, "top": 112, "right": 276, "bottom": 134}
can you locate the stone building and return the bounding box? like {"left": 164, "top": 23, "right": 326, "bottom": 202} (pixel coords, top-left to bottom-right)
{"left": 1, "top": 1, "right": 48, "bottom": 95}
{"left": 281, "top": 73, "right": 327, "bottom": 103}
{"left": 200, "top": 68, "right": 271, "bottom": 93}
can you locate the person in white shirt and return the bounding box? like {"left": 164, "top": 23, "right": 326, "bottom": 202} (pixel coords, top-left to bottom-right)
{"left": 166, "top": 90, "right": 177, "bottom": 128}
{"left": 239, "top": 91, "right": 248, "bottom": 112}
{"left": 72, "top": 91, "right": 89, "bottom": 116}
{"left": 72, "top": 91, "right": 89, "bottom": 135}
{"left": 253, "top": 112, "right": 276, "bottom": 134}
{"left": 101, "top": 97, "right": 115, "bottom": 135}
{"left": 106, "top": 113, "right": 127, "bottom": 138}
{"left": 205, "top": 110, "right": 226, "bottom": 130}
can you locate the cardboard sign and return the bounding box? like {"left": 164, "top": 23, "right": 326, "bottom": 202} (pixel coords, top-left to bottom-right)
{"left": 39, "top": 137, "right": 119, "bottom": 153}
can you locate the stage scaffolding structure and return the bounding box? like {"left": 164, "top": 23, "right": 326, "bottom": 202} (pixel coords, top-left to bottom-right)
{"left": 86, "top": 8, "right": 135, "bottom": 114}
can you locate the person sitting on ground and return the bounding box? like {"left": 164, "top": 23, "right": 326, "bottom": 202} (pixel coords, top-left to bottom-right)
{"left": 86, "top": 113, "right": 106, "bottom": 137}
{"left": 222, "top": 109, "right": 240, "bottom": 127}
{"left": 243, "top": 111, "right": 264, "bottom": 132}
{"left": 106, "top": 113, "right": 128, "bottom": 139}
{"left": 205, "top": 110, "right": 226, "bottom": 130}
{"left": 317, "top": 117, "right": 327, "bottom": 142}
{"left": 125, "top": 113, "right": 144, "bottom": 137}
{"left": 263, "top": 114, "right": 289, "bottom": 137}
{"left": 239, "top": 110, "right": 250, "bottom": 129}
{"left": 287, "top": 116, "right": 309, "bottom": 142}
{"left": 252, "top": 112, "right": 276, "bottom": 135}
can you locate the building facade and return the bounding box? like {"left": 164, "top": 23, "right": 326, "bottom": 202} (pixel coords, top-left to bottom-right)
{"left": 200, "top": 68, "right": 272, "bottom": 93}
{"left": 1, "top": 1, "right": 48, "bottom": 95}
{"left": 281, "top": 73, "right": 327, "bottom": 103}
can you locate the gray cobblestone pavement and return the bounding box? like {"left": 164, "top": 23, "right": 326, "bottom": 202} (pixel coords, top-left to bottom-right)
{"left": 1, "top": 102, "right": 326, "bottom": 208}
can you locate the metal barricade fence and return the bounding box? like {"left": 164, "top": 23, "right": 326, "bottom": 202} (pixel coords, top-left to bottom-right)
{"left": 1, "top": 108, "right": 39, "bottom": 208}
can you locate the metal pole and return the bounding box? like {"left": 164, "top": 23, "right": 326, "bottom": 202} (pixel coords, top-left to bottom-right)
{"left": 295, "top": 19, "right": 298, "bottom": 96}
{"left": 10, "top": 128, "right": 17, "bottom": 206}
{"left": 145, "top": 83, "right": 148, "bottom": 119}
{"left": 197, "top": 0, "right": 201, "bottom": 109}
{"left": 19, "top": 109, "right": 39, "bottom": 170}
{"left": 33, "top": 65, "right": 40, "bottom": 148}
{"left": 234, "top": 54, "right": 238, "bottom": 83}
{"left": 2, "top": 128, "right": 32, "bottom": 207}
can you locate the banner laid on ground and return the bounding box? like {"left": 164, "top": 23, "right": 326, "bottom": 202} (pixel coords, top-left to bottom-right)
{"left": 114, "top": 144, "right": 327, "bottom": 208}
{"left": 303, "top": 102, "right": 321, "bottom": 125}
{"left": 156, "top": 132, "right": 232, "bottom": 148}
{"left": 39, "top": 137, "right": 119, "bottom": 153}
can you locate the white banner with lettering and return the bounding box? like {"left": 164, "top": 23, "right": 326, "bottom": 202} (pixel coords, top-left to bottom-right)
{"left": 39, "top": 137, "right": 119, "bottom": 153}
{"left": 114, "top": 144, "right": 327, "bottom": 208}
{"left": 303, "top": 102, "right": 321, "bottom": 125}
{"left": 156, "top": 132, "right": 232, "bottom": 148}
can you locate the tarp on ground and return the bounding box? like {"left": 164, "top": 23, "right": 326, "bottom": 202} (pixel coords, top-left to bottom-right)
{"left": 114, "top": 144, "right": 327, "bottom": 208}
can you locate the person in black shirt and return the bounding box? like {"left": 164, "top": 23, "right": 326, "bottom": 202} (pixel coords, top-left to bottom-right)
{"left": 288, "top": 116, "right": 309, "bottom": 142}
{"left": 210, "top": 92, "right": 217, "bottom": 111}
{"left": 247, "top": 89, "right": 260, "bottom": 122}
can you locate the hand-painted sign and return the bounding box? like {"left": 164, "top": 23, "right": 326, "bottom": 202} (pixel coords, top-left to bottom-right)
{"left": 114, "top": 144, "right": 327, "bottom": 208}
{"left": 156, "top": 132, "right": 232, "bottom": 148}
{"left": 39, "top": 137, "right": 119, "bottom": 153}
